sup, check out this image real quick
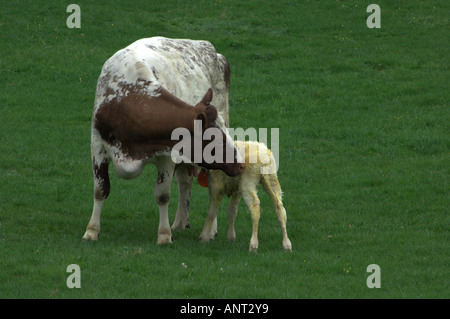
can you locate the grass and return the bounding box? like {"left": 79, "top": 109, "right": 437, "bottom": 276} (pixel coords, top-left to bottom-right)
{"left": 0, "top": 0, "right": 448, "bottom": 298}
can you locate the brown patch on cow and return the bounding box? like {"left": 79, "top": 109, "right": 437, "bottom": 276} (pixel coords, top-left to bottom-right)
{"left": 151, "top": 67, "right": 159, "bottom": 80}
{"left": 145, "top": 44, "right": 157, "bottom": 51}
{"left": 157, "top": 171, "right": 166, "bottom": 184}
{"left": 98, "top": 70, "right": 112, "bottom": 91}
{"left": 115, "top": 78, "right": 153, "bottom": 97}
{"left": 94, "top": 86, "right": 213, "bottom": 160}
{"left": 94, "top": 187, "right": 104, "bottom": 200}
{"left": 103, "top": 87, "right": 115, "bottom": 100}
{"left": 162, "top": 39, "right": 187, "bottom": 52}
{"left": 156, "top": 193, "right": 170, "bottom": 205}
{"left": 158, "top": 225, "right": 172, "bottom": 237}
{"left": 136, "top": 78, "right": 152, "bottom": 87}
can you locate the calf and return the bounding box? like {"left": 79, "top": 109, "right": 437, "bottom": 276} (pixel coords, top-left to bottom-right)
{"left": 199, "top": 141, "right": 292, "bottom": 252}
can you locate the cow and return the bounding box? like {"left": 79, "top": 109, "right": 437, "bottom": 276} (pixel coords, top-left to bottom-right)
{"left": 82, "top": 37, "right": 243, "bottom": 244}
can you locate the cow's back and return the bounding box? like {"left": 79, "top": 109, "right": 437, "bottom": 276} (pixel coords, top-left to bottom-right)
{"left": 94, "top": 37, "right": 230, "bottom": 128}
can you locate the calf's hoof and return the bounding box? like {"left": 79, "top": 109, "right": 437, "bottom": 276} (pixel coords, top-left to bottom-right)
{"left": 227, "top": 230, "right": 236, "bottom": 242}
{"left": 82, "top": 229, "right": 99, "bottom": 241}
{"left": 249, "top": 242, "right": 259, "bottom": 252}
{"left": 283, "top": 239, "right": 293, "bottom": 252}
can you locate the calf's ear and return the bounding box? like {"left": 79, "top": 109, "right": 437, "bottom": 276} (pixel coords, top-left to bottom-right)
{"left": 197, "top": 88, "right": 213, "bottom": 106}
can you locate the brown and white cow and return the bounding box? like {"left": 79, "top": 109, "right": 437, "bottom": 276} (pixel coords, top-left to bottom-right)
{"left": 82, "top": 37, "right": 243, "bottom": 244}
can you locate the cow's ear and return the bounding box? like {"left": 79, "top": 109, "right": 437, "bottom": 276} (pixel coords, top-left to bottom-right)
{"left": 198, "top": 88, "right": 213, "bottom": 106}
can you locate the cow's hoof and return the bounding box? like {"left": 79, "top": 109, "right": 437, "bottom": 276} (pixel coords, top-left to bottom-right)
{"left": 82, "top": 229, "right": 99, "bottom": 241}
{"left": 198, "top": 233, "right": 214, "bottom": 243}
{"left": 157, "top": 233, "right": 173, "bottom": 245}
{"left": 171, "top": 222, "right": 190, "bottom": 232}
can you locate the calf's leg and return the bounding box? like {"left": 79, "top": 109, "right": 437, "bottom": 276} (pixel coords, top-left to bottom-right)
{"left": 226, "top": 193, "right": 241, "bottom": 242}
{"left": 261, "top": 174, "right": 292, "bottom": 251}
{"left": 199, "top": 186, "right": 224, "bottom": 242}
{"left": 242, "top": 187, "right": 261, "bottom": 252}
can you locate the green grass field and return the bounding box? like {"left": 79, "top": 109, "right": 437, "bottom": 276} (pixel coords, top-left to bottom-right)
{"left": 0, "top": 0, "right": 448, "bottom": 298}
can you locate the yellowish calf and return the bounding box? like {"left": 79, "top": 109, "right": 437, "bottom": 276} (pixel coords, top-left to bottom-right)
{"left": 199, "top": 141, "right": 292, "bottom": 252}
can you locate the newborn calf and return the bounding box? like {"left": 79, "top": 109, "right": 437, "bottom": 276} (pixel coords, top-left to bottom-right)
{"left": 199, "top": 141, "right": 292, "bottom": 252}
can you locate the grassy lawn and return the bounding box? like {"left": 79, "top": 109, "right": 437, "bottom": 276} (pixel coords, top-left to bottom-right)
{"left": 0, "top": 0, "right": 448, "bottom": 298}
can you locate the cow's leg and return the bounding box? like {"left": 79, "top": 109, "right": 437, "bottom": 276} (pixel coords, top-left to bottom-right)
{"left": 241, "top": 186, "right": 260, "bottom": 252}
{"left": 211, "top": 214, "right": 218, "bottom": 239}
{"left": 261, "top": 174, "right": 292, "bottom": 251}
{"left": 171, "top": 165, "right": 193, "bottom": 231}
{"left": 154, "top": 157, "right": 175, "bottom": 245}
{"left": 83, "top": 143, "right": 110, "bottom": 241}
{"left": 226, "top": 193, "right": 241, "bottom": 242}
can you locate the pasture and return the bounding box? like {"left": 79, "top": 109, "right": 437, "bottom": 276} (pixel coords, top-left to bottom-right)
{"left": 0, "top": 0, "right": 448, "bottom": 299}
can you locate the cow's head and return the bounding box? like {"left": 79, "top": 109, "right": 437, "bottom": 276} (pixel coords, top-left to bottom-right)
{"left": 192, "top": 89, "right": 244, "bottom": 177}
